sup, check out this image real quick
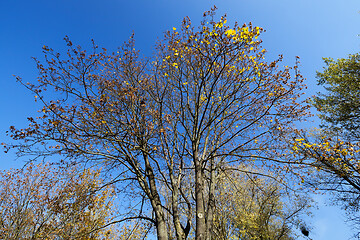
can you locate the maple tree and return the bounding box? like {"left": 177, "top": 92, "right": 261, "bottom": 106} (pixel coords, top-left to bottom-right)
{"left": 0, "top": 162, "right": 117, "bottom": 239}
{"left": 5, "top": 7, "right": 309, "bottom": 239}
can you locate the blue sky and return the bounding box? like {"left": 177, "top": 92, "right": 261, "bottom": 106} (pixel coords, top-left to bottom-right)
{"left": 1, "top": 0, "right": 359, "bottom": 239}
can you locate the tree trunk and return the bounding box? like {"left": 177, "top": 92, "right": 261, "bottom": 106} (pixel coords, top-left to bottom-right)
{"left": 195, "top": 153, "right": 206, "bottom": 240}
{"left": 205, "top": 158, "right": 216, "bottom": 239}
{"left": 155, "top": 214, "right": 169, "bottom": 240}
{"left": 143, "top": 153, "right": 169, "bottom": 240}
{"left": 171, "top": 175, "right": 186, "bottom": 240}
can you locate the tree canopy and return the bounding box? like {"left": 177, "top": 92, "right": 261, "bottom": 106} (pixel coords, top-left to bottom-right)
{"left": 5, "top": 8, "right": 309, "bottom": 240}
{"left": 315, "top": 53, "right": 360, "bottom": 139}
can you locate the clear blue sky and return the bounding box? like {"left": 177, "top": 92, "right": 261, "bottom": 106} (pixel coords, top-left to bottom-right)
{"left": 1, "top": 0, "right": 359, "bottom": 239}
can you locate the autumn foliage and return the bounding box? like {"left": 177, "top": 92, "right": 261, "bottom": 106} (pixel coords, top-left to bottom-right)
{"left": 5, "top": 8, "right": 309, "bottom": 240}
{"left": 0, "top": 163, "right": 116, "bottom": 239}
{"left": 213, "top": 166, "right": 310, "bottom": 240}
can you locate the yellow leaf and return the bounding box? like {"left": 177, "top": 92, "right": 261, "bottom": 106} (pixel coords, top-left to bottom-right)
{"left": 225, "top": 29, "right": 236, "bottom": 36}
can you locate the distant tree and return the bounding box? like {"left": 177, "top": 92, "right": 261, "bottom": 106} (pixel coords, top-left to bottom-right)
{"left": 0, "top": 163, "right": 117, "bottom": 239}
{"left": 5, "top": 7, "right": 309, "bottom": 240}
{"left": 212, "top": 166, "right": 310, "bottom": 240}
{"left": 118, "top": 221, "right": 151, "bottom": 240}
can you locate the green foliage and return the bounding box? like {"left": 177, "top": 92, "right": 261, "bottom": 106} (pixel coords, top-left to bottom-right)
{"left": 315, "top": 53, "right": 360, "bottom": 139}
